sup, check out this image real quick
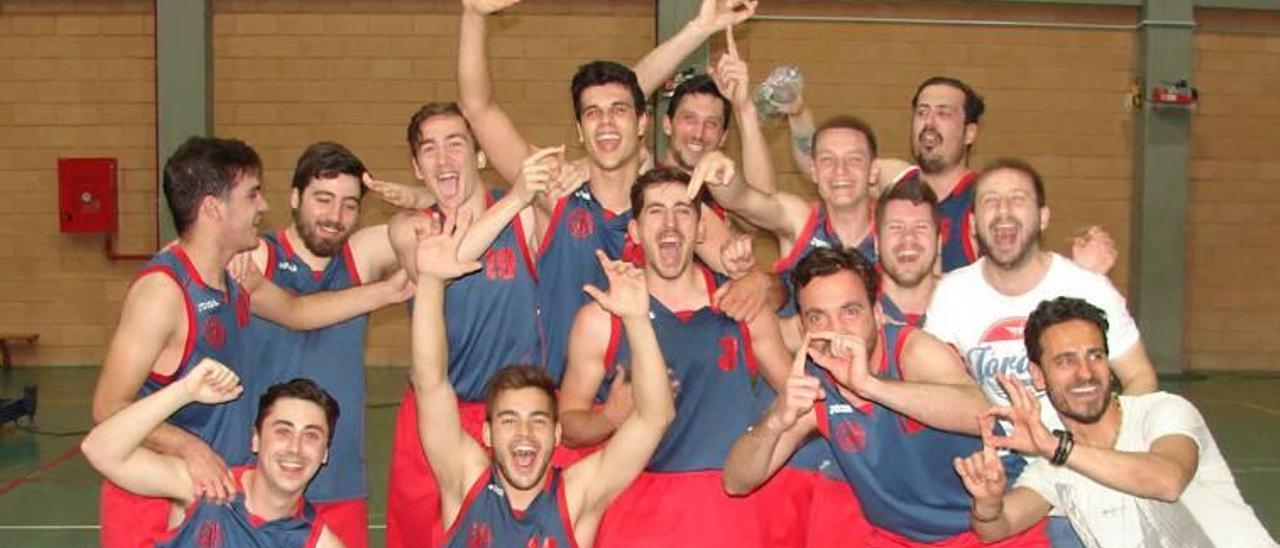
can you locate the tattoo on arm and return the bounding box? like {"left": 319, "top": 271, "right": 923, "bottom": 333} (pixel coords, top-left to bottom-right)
{"left": 792, "top": 132, "right": 814, "bottom": 155}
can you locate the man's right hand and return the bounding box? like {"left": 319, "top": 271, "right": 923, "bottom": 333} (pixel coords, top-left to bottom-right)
{"left": 953, "top": 444, "right": 1008, "bottom": 513}
{"left": 414, "top": 210, "right": 483, "bottom": 282}
{"left": 686, "top": 150, "right": 737, "bottom": 200}
{"left": 363, "top": 174, "right": 434, "bottom": 210}
{"left": 181, "top": 358, "right": 243, "bottom": 405}
{"left": 462, "top": 0, "right": 522, "bottom": 15}
{"left": 179, "top": 440, "right": 236, "bottom": 505}
{"left": 767, "top": 333, "right": 824, "bottom": 432}
{"left": 583, "top": 250, "right": 649, "bottom": 320}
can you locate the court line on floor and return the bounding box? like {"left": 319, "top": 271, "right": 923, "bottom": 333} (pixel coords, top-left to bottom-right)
{"left": 0, "top": 446, "right": 81, "bottom": 496}
{"left": 1199, "top": 400, "right": 1280, "bottom": 418}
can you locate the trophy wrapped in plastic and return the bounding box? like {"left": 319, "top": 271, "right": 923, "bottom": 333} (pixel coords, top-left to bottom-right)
{"left": 755, "top": 65, "right": 804, "bottom": 121}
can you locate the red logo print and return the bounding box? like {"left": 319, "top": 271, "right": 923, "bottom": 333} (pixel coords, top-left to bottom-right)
{"left": 621, "top": 236, "right": 645, "bottom": 267}
{"left": 196, "top": 519, "right": 223, "bottom": 548}
{"left": 568, "top": 209, "right": 595, "bottom": 240}
{"left": 527, "top": 536, "right": 557, "bottom": 548}
{"left": 899, "top": 415, "right": 927, "bottom": 435}
{"left": 978, "top": 317, "right": 1027, "bottom": 345}
{"left": 204, "top": 317, "right": 226, "bottom": 350}
{"left": 467, "top": 522, "right": 493, "bottom": 548}
{"left": 485, "top": 247, "right": 517, "bottom": 281}
{"left": 717, "top": 336, "right": 738, "bottom": 372}
{"left": 938, "top": 217, "right": 952, "bottom": 247}
{"left": 235, "top": 290, "right": 251, "bottom": 327}
{"left": 834, "top": 421, "right": 867, "bottom": 453}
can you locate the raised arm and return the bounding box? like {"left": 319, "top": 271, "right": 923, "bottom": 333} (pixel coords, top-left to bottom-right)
{"left": 807, "top": 329, "right": 987, "bottom": 435}
{"left": 91, "top": 272, "right": 237, "bottom": 505}
{"left": 409, "top": 212, "right": 491, "bottom": 518}
{"left": 567, "top": 251, "right": 675, "bottom": 524}
{"left": 235, "top": 252, "right": 413, "bottom": 331}
{"left": 690, "top": 150, "right": 810, "bottom": 242}
{"left": 723, "top": 333, "right": 818, "bottom": 495}
{"left": 558, "top": 303, "right": 631, "bottom": 448}
{"left": 953, "top": 442, "right": 1053, "bottom": 542}
{"left": 633, "top": 0, "right": 758, "bottom": 95}
{"left": 457, "top": 0, "right": 536, "bottom": 184}
{"left": 713, "top": 26, "right": 777, "bottom": 194}
{"left": 1111, "top": 341, "right": 1158, "bottom": 396}
{"left": 83, "top": 358, "right": 243, "bottom": 506}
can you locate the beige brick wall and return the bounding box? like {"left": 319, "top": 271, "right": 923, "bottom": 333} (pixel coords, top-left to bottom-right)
{"left": 3, "top": 1, "right": 1276, "bottom": 372}
{"left": 1185, "top": 10, "right": 1280, "bottom": 372}
{"left": 0, "top": 1, "right": 155, "bottom": 366}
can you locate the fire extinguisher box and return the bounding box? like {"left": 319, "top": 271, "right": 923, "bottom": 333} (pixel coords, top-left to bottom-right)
{"left": 58, "top": 157, "right": 117, "bottom": 234}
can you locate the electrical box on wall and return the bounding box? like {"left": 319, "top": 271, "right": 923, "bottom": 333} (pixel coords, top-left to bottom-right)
{"left": 58, "top": 157, "right": 117, "bottom": 234}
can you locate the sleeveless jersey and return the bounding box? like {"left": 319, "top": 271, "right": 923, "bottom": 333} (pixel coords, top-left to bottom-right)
{"left": 596, "top": 267, "right": 759, "bottom": 472}
{"left": 811, "top": 324, "right": 982, "bottom": 542}
{"left": 445, "top": 467, "right": 576, "bottom": 548}
{"left": 936, "top": 170, "right": 978, "bottom": 272}
{"left": 772, "top": 203, "right": 877, "bottom": 318}
{"left": 439, "top": 191, "right": 542, "bottom": 400}
{"left": 537, "top": 185, "right": 638, "bottom": 383}
{"left": 877, "top": 291, "right": 925, "bottom": 328}
{"left": 248, "top": 230, "right": 368, "bottom": 502}
{"left": 136, "top": 246, "right": 255, "bottom": 463}
{"left": 156, "top": 466, "right": 324, "bottom": 548}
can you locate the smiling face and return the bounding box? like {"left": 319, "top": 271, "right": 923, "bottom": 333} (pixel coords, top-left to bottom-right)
{"left": 1031, "top": 319, "right": 1113, "bottom": 425}
{"left": 291, "top": 174, "right": 360, "bottom": 257}
{"left": 973, "top": 167, "right": 1049, "bottom": 270}
{"left": 484, "top": 387, "right": 560, "bottom": 493}
{"left": 411, "top": 112, "right": 483, "bottom": 212}
{"left": 911, "top": 83, "right": 976, "bottom": 175}
{"left": 251, "top": 397, "right": 330, "bottom": 497}
{"left": 877, "top": 199, "right": 939, "bottom": 289}
{"left": 796, "top": 270, "right": 879, "bottom": 360}
{"left": 216, "top": 173, "right": 269, "bottom": 253}
{"left": 629, "top": 181, "right": 704, "bottom": 280}
{"left": 809, "top": 128, "right": 875, "bottom": 210}
{"left": 663, "top": 92, "right": 728, "bottom": 171}
{"left": 576, "top": 83, "right": 647, "bottom": 172}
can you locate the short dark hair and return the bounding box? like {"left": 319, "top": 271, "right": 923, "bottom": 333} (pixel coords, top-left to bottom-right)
{"left": 666, "top": 74, "right": 732, "bottom": 128}
{"left": 973, "top": 158, "right": 1047, "bottom": 210}
{"left": 255, "top": 378, "right": 341, "bottom": 443}
{"left": 629, "top": 167, "right": 700, "bottom": 216}
{"left": 571, "top": 61, "right": 647, "bottom": 121}
{"left": 875, "top": 172, "right": 940, "bottom": 231}
{"left": 912, "top": 76, "right": 985, "bottom": 125}
{"left": 162, "top": 136, "right": 262, "bottom": 236}
{"left": 811, "top": 115, "right": 878, "bottom": 159}
{"left": 1024, "top": 297, "right": 1110, "bottom": 365}
{"left": 792, "top": 247, "right": 880, "bottom": 304}
{"left": 291, "top": 141, "right": 367, "bottom": 198}
{"left": 406, "top": 102, "right": 473, "bottom": 154}
{"left": 484, "top": 365, "right": 559, "bottom": 420}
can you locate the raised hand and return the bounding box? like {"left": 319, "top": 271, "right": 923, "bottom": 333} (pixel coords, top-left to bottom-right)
{"left": 982, "top": 375, "right": 1058, "bottom": 459}
{"left": 687, "top": 150, "right": 737, "bottom": 200}
{"left": 378, "top": 268, "right": 416, "bottom": 304}
{"left": 714, "top": 271, "right": 771, "bottom": 322}
{"left": 181, "top": 358, "right": 244, "bottom": 405}
{"left": 806, "top": 331, "right": 872, "bottom": 394}
{"left": 719, "top": 234, "right": 756, "bottom": 280}
{"left": 513, "top": 145, "right": 566, "bottom": 204}
{"left": 583, "top": 249, "right": 649, "bottom": 320}
{"left": 227, "top": 251, "right": 265, "bottom": 293}
{"left": 712, "top": 26, "right": 751, "bottom": 106}
{"left": 694, "top": 0, "right": 759, "bottom": 34}
{"left": 767, "top": 332, "right": 824, "bottom": 432}
{"left": 363, "top": 173, "right": 433, "bottom": 210}
{"left": 462, "top": 0, "right": 522, "bottom": 16}
{"left": 414, "top": 209, "right": 483, "bottom": 281}
{"left": 1071, "top": 225, "right": 1118, "bottom": 275}
{"left": 953, "top": 444, "right": 1009, "bottom": 504}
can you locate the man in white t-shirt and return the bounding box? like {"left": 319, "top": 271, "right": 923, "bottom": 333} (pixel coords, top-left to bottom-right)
{"left": 953, "top": 297, "right": 1276, "bottom": 548}
{"left": 924, "top": 158, "right": 1157, "bottom": 430}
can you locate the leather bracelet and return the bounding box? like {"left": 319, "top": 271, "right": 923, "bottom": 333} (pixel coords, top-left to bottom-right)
{"left": 1051, "top": 429, "right": 1074, "bottom": 466}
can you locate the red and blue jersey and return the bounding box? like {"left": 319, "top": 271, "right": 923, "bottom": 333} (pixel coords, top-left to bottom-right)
{"left": 247, "top": 230, "right": 368, "bottom": 503}
{"left": 595, "top": 266, "right": 759, "bottom": 472}
{"left": 439, "top": 191, "right": 542, "bottom": 400}
{"left": 537, "top": 185, "right": 639, "bottom": 383}
{"left": 877, "top": 291, "right": 925, "bottom": 328}
{"left": 773, "top": 203, "right": 877, "bottom": 318}
{"left": 811, "top": 324, "right": 982, "bottom": 543}
{"left": 136, "top": 246, "right": 254, "bottom": 463}
{"left": 936, "top": 171, "right": 978, "bottom": 273}
{"left": 156, "top": 467, "right": 325, "bottom": 548}
{"left": 445, "top": 467, "right": 576, "bottom": 548}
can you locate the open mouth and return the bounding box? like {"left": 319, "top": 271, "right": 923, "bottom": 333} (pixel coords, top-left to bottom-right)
{"left": 595, "top": 132, "right": 621, "bottom": 153}
{"left": 991, "top": 221, "right": 1020, "bottom": 247}
{"left": 893, "top": 245, "right": 923, "bottom": 263}
{"left": 918, "top": 129, "right": 942, "bottom": 150}
{"left": 435, "top": 172, "right": 460, "bottom": 199}
{"left": 510, "top": 443, "right": 539, "bottom": 471}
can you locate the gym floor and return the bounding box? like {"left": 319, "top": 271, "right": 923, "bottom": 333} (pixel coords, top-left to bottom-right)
{"left": 0, "top": 367, "right": 1276, "bottom": 547}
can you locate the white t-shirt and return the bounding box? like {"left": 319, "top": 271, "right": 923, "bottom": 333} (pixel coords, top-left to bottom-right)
{"left": 924, "top": 253, "right": 1141, "bottom": 430}
{"left": 1014, "top": 393, "right": 1277, "bottom": 548}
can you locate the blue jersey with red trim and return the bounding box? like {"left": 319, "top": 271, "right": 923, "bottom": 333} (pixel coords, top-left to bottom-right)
{"left": 597, "top": 267, "right": 759, "bottom": 472}
{"left": 439, "top": 191, "right": 541, "bottom": 400}
{"left": 877, "top": 292, "right": 925, "bottom": 328}
{"left": 936, "top": 170, "right": 978, "bottom": 272}
{"left": 772, "top": 203, "right": 877, "bottom": 318}
{"left": 136, "top": 246, "right": 255, "bottom": 463}
{"left": 445, "top": 467, "right": 576, "bottom": 548}
{"left": 811, "top": 324, "right": 982, "bottom": 542}
{"left": 247, "top": 230, "right": 368, "bottom": 502}
{"left": 157, "top": 467, "right": 324, "bottom": 548}
{"left": 537, "top": 185, "right": 638, "bottom": 383}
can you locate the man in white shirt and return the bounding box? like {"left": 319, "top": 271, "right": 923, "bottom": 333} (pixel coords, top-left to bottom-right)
{"left": 953, "top": 296, "right": 1276, "bottom": 548}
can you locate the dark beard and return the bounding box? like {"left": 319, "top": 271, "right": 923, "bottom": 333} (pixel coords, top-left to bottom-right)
{"left": 1053, "top": 385, "right": 1112, "bottom": 425}
{"left": 976, "top": 224, "right": 1040, "bottom": 271}
{"left": 297, "top": 221, "right": 348, "bottom": 257}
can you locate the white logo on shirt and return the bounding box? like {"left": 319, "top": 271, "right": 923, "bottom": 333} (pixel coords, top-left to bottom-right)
{"left": 810, "top": 238, "right": 831, "bottom": 249}
{"left": 487, "top": 484, "right": 505, "bottom": 497}
{"left": 277, "top": 261, "right": 299, "bottom": 273}
{"left": 828, "top": 403, "right": 854, "bottom": 415}
{"left": 196, "top": 299, "right": 220, "bottom": 313}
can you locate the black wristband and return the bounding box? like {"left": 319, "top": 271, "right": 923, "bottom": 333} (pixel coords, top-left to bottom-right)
{"left": 1051, "top": 429, "right": 1074, "bottom": 466}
